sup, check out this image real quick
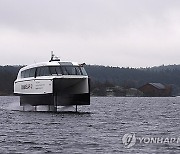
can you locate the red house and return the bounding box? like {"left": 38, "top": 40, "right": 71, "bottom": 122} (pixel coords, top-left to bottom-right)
{"left": 139, "top": 83, "right": 171, "bottom": 97}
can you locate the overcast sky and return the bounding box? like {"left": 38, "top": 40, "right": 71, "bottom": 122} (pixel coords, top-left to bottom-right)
{"left": 0, "top": 0, "right": 180, "bottom": 67}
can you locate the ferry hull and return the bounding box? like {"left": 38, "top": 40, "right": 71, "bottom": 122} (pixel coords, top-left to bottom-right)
{"left": 20, "top": 93, "right": 90, "bottom": 106}
{"left": 20, "top": 94, "right": 54, "bottom": 106}
{"left": 19, "top": 78, "right": 90, "bottom": 106}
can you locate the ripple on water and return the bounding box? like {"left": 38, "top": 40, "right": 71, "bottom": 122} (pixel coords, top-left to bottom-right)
{"left": 0, "top": 96, "right": 180, "bottom": 153}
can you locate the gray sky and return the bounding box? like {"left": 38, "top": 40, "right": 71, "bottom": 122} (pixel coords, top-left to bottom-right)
{"left": 0, "top": 0, "right": 180, "bottom": 67}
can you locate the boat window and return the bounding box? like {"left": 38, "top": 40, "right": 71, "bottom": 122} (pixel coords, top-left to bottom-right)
{"left": 60, "top": 66, "right": 87, "bottom": 75}
{"left": 21, "top": 69, "right": 31, "bottom": 78}
{"left": 29, "top": 66, "right": 88, "bottom": 77}
{"left": 49, "top": 66, "right": 62, "bottom": 75}
{"left": 24, "top": 69, "right": 30, "bottom": 78}
{"left": 36, "top": 67, "right": 41, "bottom": 77}
{"left": 61, "top": 66, "right": 69, "bottom": 75}
{"left": 29, "top": 68, "right": 36, "bottom": 77}
{"left": 43, "top": 67, "right": 50, "bottom": 76}
{"left": 21, "top": 71, "right": 25, "bottom": 78}
{"left": 36, "top": 66, "right": 50, "bottom": 77}
{"left": 74, "top": 67, "right": 82, "bottom": 75}
{"left": 80, "top": 67, "right": 88, "bottom": 76}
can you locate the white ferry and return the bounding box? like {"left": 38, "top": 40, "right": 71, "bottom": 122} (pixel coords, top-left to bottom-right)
{"left": 14, "top": 53, "right": 90, "bottom": 111}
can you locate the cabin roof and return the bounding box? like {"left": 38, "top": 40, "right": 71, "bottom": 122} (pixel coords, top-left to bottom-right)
{"left": 20, "top": 61, "right": 79, "bottom": 71}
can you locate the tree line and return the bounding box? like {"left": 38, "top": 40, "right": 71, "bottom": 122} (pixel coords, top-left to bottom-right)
{"left": 1, "top": 64, "right": 180, "bottom": 95}
{"left": 84, "top": 65, "right": 180, "bottom": 96}
{"left": 0, "top": 65, "right": 23, "bottom": 95}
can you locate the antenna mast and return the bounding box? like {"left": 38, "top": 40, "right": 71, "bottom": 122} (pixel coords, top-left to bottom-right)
{"left": 49, "top": 51, "right": 60, "bottom": 62}
{"left": 51, "top": 51, "right": 54, "bottom": 61}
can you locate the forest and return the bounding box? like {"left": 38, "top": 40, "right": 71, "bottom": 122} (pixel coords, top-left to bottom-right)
{"left": 1, "top": 64, "right": 180, "bottom": 96}
{"left": 0, "top": 65, "right": 23, "bottom": 95}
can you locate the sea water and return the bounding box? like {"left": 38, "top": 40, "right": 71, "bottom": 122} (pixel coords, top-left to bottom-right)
{"left": 0, "top": 96, "right": 180, "bottom": 153}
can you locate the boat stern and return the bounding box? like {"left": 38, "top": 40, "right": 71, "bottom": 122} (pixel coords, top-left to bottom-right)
{"left": 53, "top": 77, "right": 90, "bottom": 106}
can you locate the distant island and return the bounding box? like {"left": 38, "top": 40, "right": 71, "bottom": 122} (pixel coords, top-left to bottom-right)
{"left": 1, "top": 64, "right": 180, "bottom": 96}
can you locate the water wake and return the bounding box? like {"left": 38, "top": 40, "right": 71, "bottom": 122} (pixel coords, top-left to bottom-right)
{"left": 7, "top": 102, "right": 76, "bottom": 112}
{"left": 6, "top": 101, "right": 21, "bottom": 111}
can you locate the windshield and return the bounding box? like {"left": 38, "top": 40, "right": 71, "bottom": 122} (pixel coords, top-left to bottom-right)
{"left": 20, "top": 66, "right": 88, "bottom": 78}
